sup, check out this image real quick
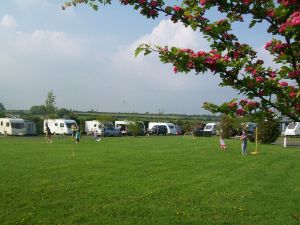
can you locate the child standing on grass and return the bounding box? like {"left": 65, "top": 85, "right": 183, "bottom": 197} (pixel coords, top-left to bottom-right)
{"left": 75, "top": 129, "right": 81, "bottom": 144}
{"left": 220, "top": 134, "right": 226, "bottom": 150}
{"left": 240, "top": 130, "right": 248, "bottom": 155}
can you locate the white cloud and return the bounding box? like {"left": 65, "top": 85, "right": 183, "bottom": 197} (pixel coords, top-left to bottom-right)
{"left": 0, "top": 17, "right": 237, "bottom": 114}
{"left": 0, "top": 15, "right": 17, "bottom": 29}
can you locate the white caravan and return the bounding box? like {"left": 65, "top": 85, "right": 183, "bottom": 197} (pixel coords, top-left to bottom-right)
{"left": 203, "top": 122, "right": 218, "bottom": 135}
{"left": 44, "top": 119, "right": 77, "bottom": 135}
{"left": 284, "top": 122, "right": 300, "bottom": 136}
{"left": 0, "top": 118, "right": 26, "bottom": 136}
{"left": 115, "top": 121, "right": 146, "bottom": 135}
{"left": 85, "top": 120, "right": 104, "bottom": 135}
{"left": 148, "top": 122, "right": 177, "bottom": 135}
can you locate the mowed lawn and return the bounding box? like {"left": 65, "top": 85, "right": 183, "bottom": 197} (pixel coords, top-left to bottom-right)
{"left": 0, "top": 135, "right": 300, "bottom": 225}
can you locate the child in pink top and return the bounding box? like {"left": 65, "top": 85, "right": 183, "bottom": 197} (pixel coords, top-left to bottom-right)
{"left": 220, "top": 134, "right": 226, "bottom": 150}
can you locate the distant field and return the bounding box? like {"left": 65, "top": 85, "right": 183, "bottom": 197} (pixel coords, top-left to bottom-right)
{"left": 0, "top": 136, "right": 299, "bottom": 225}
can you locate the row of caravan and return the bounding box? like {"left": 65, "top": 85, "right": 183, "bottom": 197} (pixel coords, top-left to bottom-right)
{"left": 84, "top": 120, "right": 178, "bottom": 136}
{"left": 0, "top": 118, "right": 37, "bottom": 136}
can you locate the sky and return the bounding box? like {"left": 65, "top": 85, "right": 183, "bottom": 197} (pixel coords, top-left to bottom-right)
{"left": 0, "top": 0, "right": 275, "bottom": 114}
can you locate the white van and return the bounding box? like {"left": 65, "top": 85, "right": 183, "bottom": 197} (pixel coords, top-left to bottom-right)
{"left": 203, "top": 122, "right": 218, "bottom": 135}
{"left": 115, "top": 121, "right": 146, "bottom": 135}
{"left": 44, "top": 119, "right": 77, "bottom": 135}
{"left": 0, "top": 118, "right": 26, "bottom": 136}
{"left": 85, "top": 120, "right": 104, "bottom": 135}
{"left": 148, "top": 122, "right": 177, "bottom": 135}
{"left": 284, "top": 122, "right": 300, "bottom": 136}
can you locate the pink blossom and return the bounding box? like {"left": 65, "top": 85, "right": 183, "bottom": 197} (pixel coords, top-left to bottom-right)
{"left": 258, "top": 90, "right": 265, "bottom": 96}
{"left": 173, "top": 5, "right": 182, "bottom": 12}
{"left": 150, "top": 0, "right": 158, "bottom": 7}
{"left": 236, "top": 108, "right": 246, "bottom": 116}
{"left": 239, "top": 99, "right": 248, "bottom": 106}
{"left": 279, "top": 81, "right": 288, "bottom": 87}
{"left": 138, "top": 0, "right": 146, "bottom": 4}
{"left": 289, "top": 91, "right": 296, "bottom": 98}
{"left": 228, "top": 102, "right": 238, "bottom": 108}
{"left": 266, "top": 9, "right": 275, "bottom": 17}
{"left": 173, "top": 66, "right": 178, "bottom": 73}
{"left": 200, "top": 0, "right": 207, "bottom": 6}
{"left": 256, "top": 77, "right": 264, "bottom": 83}
{"left": 242, "top": 0, "right": 251, "bottom": 5}
{"left": 288, "top": 70, "right": 300, "bottom": 78}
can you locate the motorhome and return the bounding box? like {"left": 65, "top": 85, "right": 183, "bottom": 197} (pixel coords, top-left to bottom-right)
{"left": 0, "top": 118, "right": 26, "bottom": 136}
{"left": 284, "top": 122, "right": 300, "bottom": 136}
{"left": 203, "top": 122, "right": 218, "bottom": 135}
{"left": 43, "top": 119, "right": 77, "bottom": 135}
{"left": 148, "top": 122, "right": 177, "bottom": 135}
{"left": 115, "top": 121, "right": 146, "bottom": 135}
{"left": 24, "top": 120, "right": 37, "bottom": 136}
{"left": 85, "top": 120, "right": 105, "bottom": 135}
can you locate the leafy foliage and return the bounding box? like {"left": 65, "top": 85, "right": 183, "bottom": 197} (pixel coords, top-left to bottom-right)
{"left": 65, "top": 0, "right": 300, "bottom": 121}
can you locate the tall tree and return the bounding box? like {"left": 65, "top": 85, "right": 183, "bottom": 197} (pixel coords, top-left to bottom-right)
{"left": 0, "top": 102, "right": 5, "bottom": 111}
{"left": 64, "top": 0, "right": 300, "bottom": 121}
{"left": 45, "top": 90, "right": 56, "bottom": 117}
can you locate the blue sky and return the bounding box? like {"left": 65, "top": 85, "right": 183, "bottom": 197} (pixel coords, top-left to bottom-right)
{"left": 0, "top": 0, "right": 274, "bottom": 114}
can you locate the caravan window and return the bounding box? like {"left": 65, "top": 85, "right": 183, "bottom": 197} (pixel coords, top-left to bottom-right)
{"left": 6, "top": 122, "right": 9, "bottom": 127}
{"left": 287, "top": 123, "right": 296, "bottom": 129}
{"left": 168, "top": 125, "right": 175, "bottom": 129}
{"left": 55, "top": 123, "right": 58, "bottom": 126}
{"left": 66, "top": 123, "right": 75, "bottom": 129}
{"left": 60, "top": 123, "right": 64, "bottom": 128}
{"left": 0, "top": 121, "right": 2, "bottom": 126}
{"left": 11, "top": 123, "right": 25, "bottom": 129}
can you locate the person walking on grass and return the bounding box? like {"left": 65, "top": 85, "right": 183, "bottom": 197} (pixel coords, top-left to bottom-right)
{"left": 219, "top": 134, "right": 226, "bottom": 150}
{"left": 75, "top": 128, "right": 81, "bottom": 144}
{"left": 240, "top": 130, "right": 248, "bottom": 155}
{"left": 45, "top": 124, "right": 52, "bottom": 144}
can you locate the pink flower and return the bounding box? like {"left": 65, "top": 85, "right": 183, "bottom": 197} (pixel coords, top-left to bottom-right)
{"left": 228, "top": 102, "right": 238, "bottom": 108}
{"left": 289, "top": 91, "right": 296, "bottom": 98}
{"left": 150, "top": 0, "right": 158, "bottom": 7}
{"left": 279, "top": 81, "right": 288, "bottom": 87}
{"left": 266, "top": 9, "right": 275, "bottom": 17}
{"left": 258, "top": 90, "right": 265, "bottom": 96}
{"left": 239, "top": 99, "right": 248, "bottom": 106}
{"left": 288, "top": 70, "right": 300, "bottom": 78}
{"left": 173, "top": 66, "right": 178, "bottom": 73}
{"left": 173, "top": 5, "right": 182, "bottom": 12}
{"left": 236, "top": 108, "right": 246, "bottom": 116}
{"left": 138, "top": 0, "right": 146, "bottom": 4}
{"left": 200, "top": 0, "right": 207, "bottom": 6}
{"left": 256, "top": 77, "right": 264, "bottom": 83}
{"left": 242, "top": 0, "right": 251, "bottom": 5}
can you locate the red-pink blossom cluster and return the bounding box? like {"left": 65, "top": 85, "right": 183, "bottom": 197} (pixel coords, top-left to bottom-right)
{"left": 236, "top": 108, "right": 246, "bottom": 116}
{"left": 288, "top": 70, "right": 300, "bottom": 78}
{"left": 277, "top": 0, "right": 298, "bottom": 6}
{"left": 279, "top": 11, "right": 300, "bottom": 33}
{"left": 264, "top": 40, "right": 290, "bottom": 54}
{"left": 279, "top": 81, "right": 289, "bottom": 87}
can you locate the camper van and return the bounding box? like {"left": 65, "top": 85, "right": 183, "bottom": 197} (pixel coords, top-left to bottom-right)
{"left": 24, "top": 120, "right": 37, "bottom": 136}
{"left": 148, "top": 122, "right": 177, "bottom": 135}
{"left": 203, "top": 122, "right": 218, "bottom": 135}
{"left": 0, "top": 118, "right": 26, "bottom": 136}
{"left": 85, "top": 120, "right": 104, "bottom": 135}
{"left": 115, "top": 121, "right": 146, "bottom": 135}
{"left": 284, "top": 122, "right": 300, "bottom": 136}
{"left": 43, "top": 119, "right": 77, "bottom": 135}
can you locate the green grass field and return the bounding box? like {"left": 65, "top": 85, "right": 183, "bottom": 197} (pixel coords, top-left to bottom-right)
{"left": 0, "top": 136, "right": 300, "bottom": 225}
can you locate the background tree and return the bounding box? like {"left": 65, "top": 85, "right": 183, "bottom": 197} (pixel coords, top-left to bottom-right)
{"left": 0, "top": 102, "right": 5, "bottom": 112}
{"left": 29, "top": 105, "right": 47, "bottom": 115}
{"left": 64, "top": 0, "right": 300, "bottom": 121}
{"left": 45, "top": 90, "right": 56, "bottom": 118}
